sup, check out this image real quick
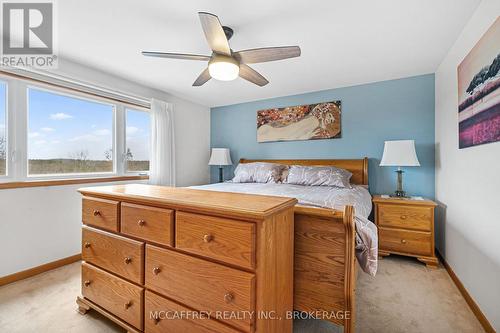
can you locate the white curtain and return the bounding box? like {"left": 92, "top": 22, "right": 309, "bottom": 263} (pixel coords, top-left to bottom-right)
{"left": 149, "top": 99, "right": 176, "bottom": 186}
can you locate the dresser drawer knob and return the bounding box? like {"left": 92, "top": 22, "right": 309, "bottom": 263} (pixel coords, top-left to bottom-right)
{"left": 224, "top": 292, "right": 234, "bottom": 303}
{"left": 401, "top": 239, "right": 407, "bottom": 244}
{"left": 84, "top": 242, "right": 91, "bottom": 249}
{"left": 203, "top": 234, "right": 214, "bottom": 243}
{"left": 92, "top": 210, "right": 101, "bottom": 216}
{"left": 153, "top": 318, "right": 161, "bottom": 325}
{"left": 84, "top": 280, "right": 91, "bottom": 287}
{"left": 153, "top": 267, "right": 161, "bottom": 275}
{"left": 124, "top": 301, "right": 133, "bottom": 310}
{"left": 137, "top": 219, "right": 146, "bottom": 227}
{"left": 400, "top": 215, "right": 407, "bottom": 220}
{"left": 124, "top": 257, "right": 132, "bottom": 264}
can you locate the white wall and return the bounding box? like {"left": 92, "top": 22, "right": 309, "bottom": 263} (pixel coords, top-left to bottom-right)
{"left": 0, "top": 180, "right": 147, "bottom": 277}
{"left": 435, "top": 0, "right": 500, "bottom": 330}
{"left": 0, "top": 59, "right": 210, "bottom": 277}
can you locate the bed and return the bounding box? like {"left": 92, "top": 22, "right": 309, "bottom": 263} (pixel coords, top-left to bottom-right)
{"left": 190, "top": 158, "right": 377, "bottom": 333}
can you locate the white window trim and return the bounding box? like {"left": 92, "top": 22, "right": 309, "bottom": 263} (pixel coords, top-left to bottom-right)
{"left": 0, "top": 73, "right": 150, "bottom": 183}
{"left": 0, "top": 78, "right": 10, "bottom": 181}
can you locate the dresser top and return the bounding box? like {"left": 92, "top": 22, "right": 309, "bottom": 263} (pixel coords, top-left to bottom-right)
{"left": 372, "top": 195, "right": 437, "bottom": 207}
{"left": 79, "top": 184, "right": 297, "bottom": 220}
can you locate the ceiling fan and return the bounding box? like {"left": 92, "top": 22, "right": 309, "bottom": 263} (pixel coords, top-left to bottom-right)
{"left": 142, "top": 12, "right": 301, "bottom": 87}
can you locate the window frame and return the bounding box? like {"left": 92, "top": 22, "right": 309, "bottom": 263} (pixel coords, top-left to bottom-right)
{"left": 0, "top": 79, "right": 8, "bottom": 179}
{"left": 125, "top": 107, "right": 150, "bottom": 175}
{"left": 26, "top": 84, "right": 117, "bottom": 179}
{"left": 0, "top": 73, "right": 150, "bottom": 184}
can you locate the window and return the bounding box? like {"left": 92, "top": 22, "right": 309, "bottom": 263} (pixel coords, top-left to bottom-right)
{"left": 27, "top": 88, "right": 114, "bottom": 175}
{"left": 0, "top": 74, "right": 151, "bottom": 185}
{"left": 126, "top": 108, "right": 150, "bottom": 172}
{"left": 0, "top": 82, "right": 6, "bottom": 176}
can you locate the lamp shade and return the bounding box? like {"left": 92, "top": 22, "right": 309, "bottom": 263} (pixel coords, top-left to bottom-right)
{"left": 208, "top": 148, "right": 233, "bottom": 166}
{"left": 380, "top": 140, "right": 420, "bottom": 167}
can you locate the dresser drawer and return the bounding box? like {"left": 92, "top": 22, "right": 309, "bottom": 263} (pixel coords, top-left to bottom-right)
{"left": 82, "top": 262, "right": 144, "bottom": 330}
{"left": 121, "top": 203, "right": 174, "bottom": 246}
{"left": 176, "top": 211, "right": 255, "bottom": 269}
{"left": 82, "top": 197, "right": 119, "bottom": 232}
{"left": 145, "top": 290, "right": 239, "bottom": 333}
{"left": 378, "top": 204, "right": 432, "bottom": 231}
{"left": 379, "top": 227, "right": 432, "bottom": 256}
{"left": 145, "top": 245, "right": 255, "bottom": 332}
{"left": 82, "top": 226, "right": 144, "bottom": 284}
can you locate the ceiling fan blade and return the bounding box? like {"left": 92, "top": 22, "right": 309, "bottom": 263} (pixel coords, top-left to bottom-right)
{"left": 142, "top": 51, "right": 210, "bottom": 61}
{"left": 239, "top": 64, "right": 269, "bottom": 87}
{"left": 192, "top": 68, "right": 211, "bottom": 86}
{"left": 234, "top": 46, "right": 301, "bottom": 64}
{"left": 198, "top": 12, "right": 231, "bottom": 56}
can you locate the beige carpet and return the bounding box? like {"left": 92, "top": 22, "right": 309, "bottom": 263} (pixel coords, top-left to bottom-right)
{"left": 0, "top": 256, "right": 484, "bottom": 333}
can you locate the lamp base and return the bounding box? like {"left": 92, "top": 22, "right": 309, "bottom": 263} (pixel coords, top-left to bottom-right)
{"left": 390, "top": 190, "right": 408, "bottom": 198}
{"left": 218, "top": 167, "right": 224, "bottom": 183}
{"left": 392, "top": 169, "right": 408, "bottom": 198}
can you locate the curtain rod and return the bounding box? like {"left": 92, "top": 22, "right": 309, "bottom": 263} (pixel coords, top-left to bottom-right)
{"left": 0, "top": 67, "right": 151, "bottom": 109}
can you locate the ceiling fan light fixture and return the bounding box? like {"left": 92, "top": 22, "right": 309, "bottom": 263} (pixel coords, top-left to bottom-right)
{"left": 208, "top": 54, "right": 239, "bottom": 81}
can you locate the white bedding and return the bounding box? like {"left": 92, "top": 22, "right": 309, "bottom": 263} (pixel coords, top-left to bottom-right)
{"left": 189, "top": 182, "right": 378, "bottom": 276}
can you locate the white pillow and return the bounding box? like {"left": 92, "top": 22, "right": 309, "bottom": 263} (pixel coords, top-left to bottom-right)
{"left": 231, "top": 162, "right": 285, "bottom": 183}
{"left": 285, "top": 165, "right": 352, "bottom": 188}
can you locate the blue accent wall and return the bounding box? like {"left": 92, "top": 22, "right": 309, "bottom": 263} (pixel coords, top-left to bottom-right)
{"left": 210, "top": 74, "right": 435, "bottom": 198}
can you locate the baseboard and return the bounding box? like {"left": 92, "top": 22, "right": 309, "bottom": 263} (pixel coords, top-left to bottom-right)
{"left": 436, "top": 251, "right": 496, "bottom": 333}
{"left": 0, "top": 254, "right": 81, "bottom": 287}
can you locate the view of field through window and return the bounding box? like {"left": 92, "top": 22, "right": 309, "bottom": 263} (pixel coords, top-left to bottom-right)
{"left": 126, "top": 109, "right": 150, "bottom": 172}
{"left": 0, "top": 82, "right": 5, "bottom": 176}
{"left": 28, "top": 88, "right": 115, "bottom": 175}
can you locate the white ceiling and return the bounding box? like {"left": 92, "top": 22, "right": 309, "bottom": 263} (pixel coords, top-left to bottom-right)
{"left": 58, "top": 0, "right": 481, "bottom": 107}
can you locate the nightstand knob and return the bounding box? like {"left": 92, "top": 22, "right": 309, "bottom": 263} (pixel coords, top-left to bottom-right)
{"left": 124, "top": 257, "right": 132, "bottom": 264}
{"left": 84, "top": 280, "right": 91, "bottom": 287}
{"left": 203, "top": 234, "right": 214, "bottom": 243}
{"left": 153, "top": 267, "right": 161, "bottom": 275}
{"left": 401, "top": 239, "right": 407, "bottom": 244}
{"left": 400, "top": 215, "right": 407, "bottom": 220}
{"left": 138, "top": 219, "right": 146, "bottom": 226}
{"left": 93, "top": 210, "right": 101, "bottom": 216}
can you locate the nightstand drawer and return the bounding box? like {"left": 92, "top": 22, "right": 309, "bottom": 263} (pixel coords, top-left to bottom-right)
{"left": 379, "top": 227, "right": 432, "bottom": 256}
{"left": 378, "top": 204, "right": 432, "bottom": 231}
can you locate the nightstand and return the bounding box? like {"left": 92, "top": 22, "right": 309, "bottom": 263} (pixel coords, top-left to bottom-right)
{"left": 373, "top": 195, "right": 438, "bottom": 268}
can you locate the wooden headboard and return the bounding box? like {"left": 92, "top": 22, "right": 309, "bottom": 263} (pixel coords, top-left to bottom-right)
{"left": 239, "top": 157, "right": 369, "bottom": 186}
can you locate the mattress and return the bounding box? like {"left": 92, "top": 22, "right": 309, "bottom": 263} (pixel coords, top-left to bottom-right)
{"left": 189, "top": 182, "right": 378, "bottom": 276}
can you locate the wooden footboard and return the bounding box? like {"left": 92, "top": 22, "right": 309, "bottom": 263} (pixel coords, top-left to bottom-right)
{"left": 294, "top": 205, "right": 356, "bottom": 333}
{"left": 239, "top": 157, "right": 367, "bottom": 333}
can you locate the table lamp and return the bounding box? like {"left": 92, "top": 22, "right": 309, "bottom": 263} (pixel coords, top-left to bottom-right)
{"left": 208, "top": 148, "right": 233, "bottom": 182}
{"left": 380, "top": 140, "right": 420, "bottom": 197}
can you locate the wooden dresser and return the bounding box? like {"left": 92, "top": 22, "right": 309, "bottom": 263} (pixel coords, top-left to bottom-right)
{"left": 373, "top": 195, "right": 438, "bottom": 268}
{"left": 76, "top": 184, "right": 297, "bottom": 333}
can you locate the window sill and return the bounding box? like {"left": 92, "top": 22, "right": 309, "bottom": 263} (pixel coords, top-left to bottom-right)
{"left": 0, "top": 175, "right": 149, "bottom": 190}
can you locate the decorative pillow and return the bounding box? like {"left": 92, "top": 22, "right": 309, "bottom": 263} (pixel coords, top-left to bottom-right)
{"left": 279, "top": 167, "right": 290, "bottom": 183}
{"left": 285, "top": 165, "right": 352, "bottom": 188}
{"left": 231, "top": 162, "right": 285, "bottom": 183}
